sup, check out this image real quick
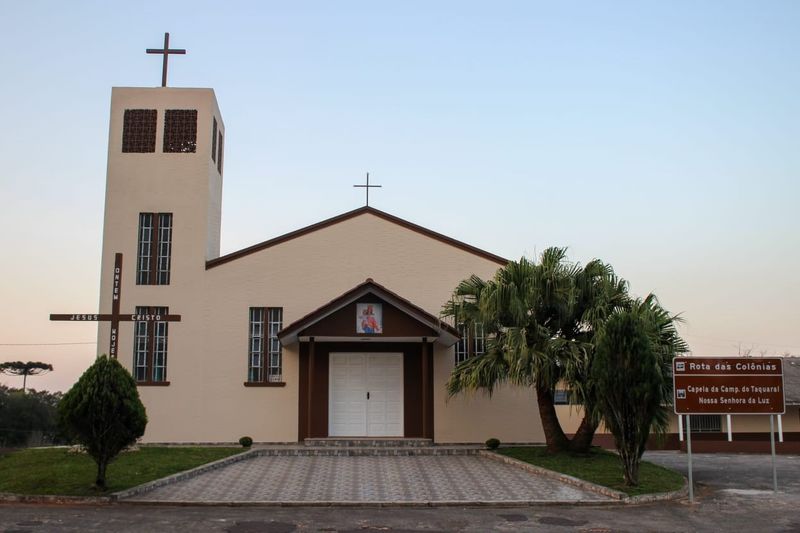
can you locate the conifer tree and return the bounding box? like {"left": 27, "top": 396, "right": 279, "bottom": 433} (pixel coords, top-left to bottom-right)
{"left": 58, "top": 356, "right": 147, "bottom": 490}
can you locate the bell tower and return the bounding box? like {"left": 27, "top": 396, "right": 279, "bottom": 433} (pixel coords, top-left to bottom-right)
{"left": 97, "top": 84, "right": 224, "bottom": 366}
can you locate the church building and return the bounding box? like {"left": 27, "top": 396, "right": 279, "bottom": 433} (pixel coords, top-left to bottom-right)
{"left": 93, "top": 83, "right": 545, "bottom": 444}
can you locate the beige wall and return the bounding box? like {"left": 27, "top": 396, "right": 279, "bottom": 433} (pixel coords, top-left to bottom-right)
{"left": 705, "top": 408, "right": 799, "bottom": 433}
{"left": 99, "top": 111, "right": 544, "bottom": 446}
{"left": 555, "top": 405, "right": 589, "bottom": 434}
{"left": 195, "top": 213, "right": 543, "bottom": 444}
{"left": 435, "top": 346, "right": 544, "bottom": 443}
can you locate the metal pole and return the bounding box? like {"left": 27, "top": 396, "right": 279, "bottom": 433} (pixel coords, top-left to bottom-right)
{"left": 678, "top": 414, "right": 684, "bottom": 442}
{"left": 687, "top": 414, "right": 694, "bottom": 503}
{"left": 770, "top": 415, "right": 778, "bottom": 493}
{"left": 727, "top": 414, "right": 732, "bottom": 442}
{"left": 778, "top": 414, "right": 784, "bottom": 443}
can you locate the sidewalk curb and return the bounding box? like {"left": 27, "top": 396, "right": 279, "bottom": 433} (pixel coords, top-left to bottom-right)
{"left": 481, "top": 451, "right": 689, "bottom": 504}
{"left": 110, "top": 448, "right": 258, "bottom": 501}
{"left": 0, "top": 493, "right": 113, "bottom": 505}
{"left": 118, "top": 499, "right": 625, "bottom": 508}
{"left": 479, "top": 451, "right": 626, "bottom": 500}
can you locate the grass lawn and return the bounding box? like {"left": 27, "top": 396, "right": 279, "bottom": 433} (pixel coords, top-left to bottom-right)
{"left": 498, "top": 446, "right": 684, "bottom": 497}
{"left": 0, "top": 446, "right": 243, "bottom": 496}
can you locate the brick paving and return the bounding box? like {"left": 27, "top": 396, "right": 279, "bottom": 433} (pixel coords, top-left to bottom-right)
{"left": 127, "top": 454, "right": 609, "bottom": 503}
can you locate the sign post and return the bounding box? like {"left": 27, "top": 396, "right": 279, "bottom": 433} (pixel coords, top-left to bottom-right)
{"left": 673, "top": 356, "right": 785, "bottom": 502}
{"left": 686, "top": 414, "right": 693, "bottom": 502}
{"left": 770, "top": 415, "right": 777, "bottom": 492}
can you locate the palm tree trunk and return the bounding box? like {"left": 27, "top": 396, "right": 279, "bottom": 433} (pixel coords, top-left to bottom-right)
{"left": 536, "top": 385, "right": 570, "bottom": 453}
{"left": 568, "top": 414, "right": 598, "bottom": 453}
{"left": 620, "top": 449, "right": 640, "bottom": 486}
{"left": 22, "top": 373, "right": 27, "bottom": 394}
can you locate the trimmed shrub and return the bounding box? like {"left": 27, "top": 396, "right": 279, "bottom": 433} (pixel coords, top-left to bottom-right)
{"left": 239, "top": 436, "right": 253, "bottom": 448}
{"left": 58, "top": 355, "right": 147, "bottom": 490}
{"left": 485, "top": 438, "right": 501, "bottom": 450}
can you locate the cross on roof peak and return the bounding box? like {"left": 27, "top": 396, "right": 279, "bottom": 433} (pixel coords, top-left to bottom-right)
{"left": 353, "top": 172, "right": 382, "bottom": 207}
{"left": 146, "top": 32, "right": 186, "bottom": 87}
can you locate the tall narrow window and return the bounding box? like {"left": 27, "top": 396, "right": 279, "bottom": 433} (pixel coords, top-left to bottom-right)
{"left": 133, "top": 308, "right": 149, "bottom": 382}
{"left": 454, "top": 322, "right": 485, "bottom": 365}
{"left": 267, "top": 308, "right": 283, "bottom": 381}
{"left": 455, "top": 323, "right": 469, "bottom": 364}
{"left": 211, "top": 117, "right": 217, "bottom": 163}
{"left": 217, "top": 131, "right": 224, "bottom": 174}
{"left": 133, "top": 306, "right": 169, "bottom": 384}
{"left": 136, "top": 213, "right": 154, "bottom": 285}
{"left": 122, "top": 109, "right": 157, "bottom": 153}
{"left": 473, "top": 322, "right": 486, "bottom": 356}
{"left": 246, "top": 307, "right": 283, "bottom": 383}
{"left": 163, "top": 109, "right": 198, "bottom": 153}
{"left": 137, "top": 213, "right": 172, "bottom": 285}
{"left": 156, "top": 213, "right": 172, "bottom": 285}
{"left": 248, "top": 307, "right": 264, "bottom": 383}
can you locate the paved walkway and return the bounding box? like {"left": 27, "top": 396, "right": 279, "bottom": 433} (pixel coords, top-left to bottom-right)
{"left": 126, "top": 454, "right": 610, "bottom": 503}
{"left": 644, "top": 450, "right": 800, "bottom": 499}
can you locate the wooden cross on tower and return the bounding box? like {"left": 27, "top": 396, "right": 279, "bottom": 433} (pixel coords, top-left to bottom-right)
{"left": 353, "top": 172, "right": 382, "bottom": 207}
{"left": 50, "top": 253, "right": 181, "bottom": 359}
{"left": 146, "top": 32, "right": 186, "bottom": 87}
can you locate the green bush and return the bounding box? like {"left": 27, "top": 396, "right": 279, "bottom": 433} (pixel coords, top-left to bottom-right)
{"left": 58, "top": 355, "right": 147, "bottom": 490}
{"left": 239, "top": 436, "right": 253, "bottom": 448}
{"left": 0, "top": 385, "right": 66, "bottom": 447}
{"left": 485, "top": 438, "right": 500, "bottom": 450}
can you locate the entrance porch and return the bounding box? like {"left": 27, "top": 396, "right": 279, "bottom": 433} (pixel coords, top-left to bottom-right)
{"left": 298, "top": 340, "right": 434, "bottom": 440}
{"left": 277, "top": 279, "right": 459, "bottom": 442}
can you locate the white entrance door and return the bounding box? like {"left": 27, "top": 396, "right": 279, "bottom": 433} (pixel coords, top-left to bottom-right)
{"left": 329, "top": 352, "right": 403, "bottom": 437}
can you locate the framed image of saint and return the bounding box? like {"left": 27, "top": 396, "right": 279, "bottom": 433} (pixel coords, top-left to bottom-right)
{"left": 356, "top": 303, "right": 383, "bottom": 334}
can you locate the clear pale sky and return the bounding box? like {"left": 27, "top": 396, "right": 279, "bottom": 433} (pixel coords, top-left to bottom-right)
{"left": 1, "top": 1, "right": 798, "bottom": 392}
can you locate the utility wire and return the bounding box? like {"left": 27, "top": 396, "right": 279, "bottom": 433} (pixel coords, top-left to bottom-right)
{"left": 0, "top": 342, "right": 95, "bottom": 346}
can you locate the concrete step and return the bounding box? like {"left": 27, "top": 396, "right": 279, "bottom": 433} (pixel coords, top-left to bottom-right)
{"left": 256, "top": 446, "right": 480, "bottom": 457}
{"left": 303, "top": 438, "right": 433, "bottom": 448}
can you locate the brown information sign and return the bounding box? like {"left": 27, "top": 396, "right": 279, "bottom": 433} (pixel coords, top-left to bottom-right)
{"left": 673, "top": 357, "right": 785, "bottom": 415}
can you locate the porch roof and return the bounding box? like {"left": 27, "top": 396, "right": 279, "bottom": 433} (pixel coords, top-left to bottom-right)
{"left": 277, "top": 279, "right": 460, "bottom": 346}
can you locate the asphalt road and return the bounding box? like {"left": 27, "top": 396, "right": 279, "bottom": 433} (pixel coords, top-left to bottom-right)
{"left": 1, "top": 451, "right": 798, "bottom": 532}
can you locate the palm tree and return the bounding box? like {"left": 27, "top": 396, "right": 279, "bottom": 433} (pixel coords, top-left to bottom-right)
{"left": 443, "top": 248, "right": 636, "bottom": 453}
{"left": 559, "top": 259, "right": 631, "bottom": 451}
{"left": 444, "top": 248, "right": 585, "bottom": 452}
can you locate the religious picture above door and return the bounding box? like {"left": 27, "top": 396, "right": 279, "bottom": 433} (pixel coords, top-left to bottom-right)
{"left": 356, "top": 303, "right": 382, "bottom": 334}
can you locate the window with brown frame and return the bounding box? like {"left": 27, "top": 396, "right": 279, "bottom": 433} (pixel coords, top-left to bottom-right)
{"left": 133, "top": 306, "right": 169, "bottom": 384}
{"left": 455, "top": 322, "right": 486, "bottom": 365}
{"left": 136, "top": 213, "right": 173, "bottom": 285}
{"left": 247, "top": 307, "right": 283, "bottom": 383}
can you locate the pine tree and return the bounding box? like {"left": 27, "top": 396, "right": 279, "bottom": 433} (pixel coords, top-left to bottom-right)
{"left": 58, "top": 356, "right": 147, "bottom": 490}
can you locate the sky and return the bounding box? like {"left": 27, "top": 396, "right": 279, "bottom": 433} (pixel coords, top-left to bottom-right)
{"left": 1, "top": 1, "right": 798, "bottom": 392}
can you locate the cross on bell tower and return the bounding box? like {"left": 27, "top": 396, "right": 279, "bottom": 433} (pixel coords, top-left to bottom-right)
{"left": 146, "top": 32, "right": 186, "bottom": 87}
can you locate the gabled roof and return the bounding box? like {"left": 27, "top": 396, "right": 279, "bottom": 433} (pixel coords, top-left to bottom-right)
{"left": 206, "top": 206, "right": 508, "bottom": 269}
{"left": 783, "top": 358, "right": 800, "bottom": 405}
{"left": 277, "top": 278, "right": 461, "bottom": 346}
